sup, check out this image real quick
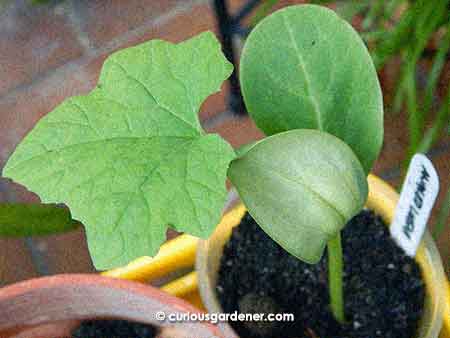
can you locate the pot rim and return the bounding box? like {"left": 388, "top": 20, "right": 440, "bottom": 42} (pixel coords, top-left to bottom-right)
{"left": 0, "top": 273, "right": 225, "bottom": 338}
{"left": 196, "top": 174, "right": 447, "bottom": 338}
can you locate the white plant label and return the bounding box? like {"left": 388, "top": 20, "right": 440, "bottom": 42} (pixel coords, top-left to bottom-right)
{"left": 390, "top": 154, "right": 439, "bottom": 257}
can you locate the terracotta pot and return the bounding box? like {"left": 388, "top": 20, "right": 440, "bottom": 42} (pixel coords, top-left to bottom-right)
{"left": 0, "top": 274, "right": 225, "bottom": 338}
{"left": 196, "top": 174, "right": 448, "bottom": 338}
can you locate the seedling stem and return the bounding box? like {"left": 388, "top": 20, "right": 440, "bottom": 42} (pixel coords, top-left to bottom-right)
{"left": 328, "top": 232, "right": 346, "bottom": 323}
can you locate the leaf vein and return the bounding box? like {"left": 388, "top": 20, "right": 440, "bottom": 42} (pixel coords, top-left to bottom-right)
{"left": 282, "top": 13, "right": 324, "bottom": 130}
{"left": 108, "top": 59, "right": 198, "bottom": 132}
{"left": 264, "top": 166, "right": 346, "bottom": 233}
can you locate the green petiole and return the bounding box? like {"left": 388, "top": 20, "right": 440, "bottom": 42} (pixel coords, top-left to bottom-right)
{"left": 328, "top": 232, "right": 346, "bottom": 324}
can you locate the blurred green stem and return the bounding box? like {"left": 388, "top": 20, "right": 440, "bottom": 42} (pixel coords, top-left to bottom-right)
{"left": 384, "top": 0, "right": 405, "bottom": 19}
{"left": 392, "top": 0, "right": 444, "bottom": 113}
{"left": 250, "top": 0, "right": 279, "bottom": 27}
{"left": 362, "top": 0, "right": 385, "bottom": 30}
{"left": 423, "top": 26, "right": 450, "bottom": 114}
{"left": 361, "top": 30, "right": 388, "bottom": 41}
{"left": 404, "top": 69, "right": 421, "bottom": 162}
{"left": 0, "top": 203, "right": 79, "bottom": 237}
{"left": 417, "top": 86, "right": 450, "bottom": 155}
{"left": 433, "top": 186, "right": 450, "bottom": 241}
{"left": 372, "top": 0, "right": 417, "bottom": 69}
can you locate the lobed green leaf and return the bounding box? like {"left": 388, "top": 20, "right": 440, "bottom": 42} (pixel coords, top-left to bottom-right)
{"left": 3, "top": 32, "right": 235, "bottom": 269}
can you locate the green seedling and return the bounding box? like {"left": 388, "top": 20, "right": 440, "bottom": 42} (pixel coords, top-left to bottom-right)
{"left": 230, "top": 5, "right": 383, "bottom": 322}
{"left": 3, "top": 5, "right": 383, "bottom": 323}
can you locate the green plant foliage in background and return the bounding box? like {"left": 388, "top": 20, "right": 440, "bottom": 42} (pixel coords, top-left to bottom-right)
{"left": 0, "top": 203, "right": 78, "bottom": 237}
{"left": 329, "top": 0, "right": 450, "bottom": 240}
{"left": 30, "top": 0, "right": 64, "bottom": 5}
{"left": 228, "top": 129, "right": 368, "bottom": 264}
{"left": 3, "top": 32, "right": 235, "bottom": 269}
{"left": 240, "top": 5, "right": 383, "bottom": 174}
{"left": 323, "top": 0, "right": 449, "bottom": 166}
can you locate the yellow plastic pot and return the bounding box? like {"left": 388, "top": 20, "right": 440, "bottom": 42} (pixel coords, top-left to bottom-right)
{"left": 102, "top": 233, "right": 204, "bottom": 310}
{"left": 196, "top": 174, "right": 449, "bottom": 338}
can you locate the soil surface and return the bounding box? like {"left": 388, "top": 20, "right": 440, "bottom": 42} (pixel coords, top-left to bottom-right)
{"left": 71, "top": 319, "right": 156, "bottom": 338}
{"left": 217, "top": 210, "right": 425, "bottom": 338}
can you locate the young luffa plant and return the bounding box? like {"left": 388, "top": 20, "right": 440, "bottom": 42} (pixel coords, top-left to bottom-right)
{"left": 229, "top": 5, "right": 383, "bottom": 322}
{"left": 2, "top": 5, "right": 383, "bottom": 323}
{"left": 230, "top": 5, "right": 383, "bottom": 322}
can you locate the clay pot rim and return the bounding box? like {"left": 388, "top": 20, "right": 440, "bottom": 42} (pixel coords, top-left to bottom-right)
{"left": 0, "top": 273, "right": 225, "bottom": 338}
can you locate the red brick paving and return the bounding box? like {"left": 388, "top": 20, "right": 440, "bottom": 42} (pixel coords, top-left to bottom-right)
{"left": 207, "top": 115, "right": 264, "bottom": 148}
{"left": 32, "top": 228, "right": 95, "bottom": 275}
{"left": 0, "top": 2, "right": 86, "bottom": 95}
{"left": 0, "top": 238, "right": 38, "bottom": 286}
{"left": 0, "top": 0, "right": 448, "bottom": 283}
{"left": 0, "top": 59, "right": 98, "bottom": 168}
{"left": 73, "top": 0, "right": 179, "bottom": 49}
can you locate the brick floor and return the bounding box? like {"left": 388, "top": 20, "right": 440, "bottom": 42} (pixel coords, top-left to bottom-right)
{"left": 31, "top": 228, "right": 95, "bottom": 275}
{"left": 0, "top": 0, "right": 86, "bottom": 95}
{"left": 0, "top": 59, "right": 98, "bottom": 169}
{"left": 72, "top": 0, "right": 180, "bottom": 49}
{"left": 206, "top": 114, "right": 264, "bottom": 148}
{"left": 0, "top": 238, "right": 38, "bottom": 286}
{"left": 0, "top": 0, "right": 448, "bottom": 284}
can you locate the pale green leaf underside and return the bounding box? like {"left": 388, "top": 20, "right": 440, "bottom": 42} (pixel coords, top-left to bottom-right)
{"left": 3, "top": 32, "right": 235, "bottom": 269}
{"left": 240, "top": 4, "right": 383, "bottom": 173}
{"left": 228, "top": 129, "right": 368, "bottom": 264}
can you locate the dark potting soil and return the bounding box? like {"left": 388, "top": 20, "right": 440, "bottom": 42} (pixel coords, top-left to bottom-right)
{"left": 71, "top": 319, "right": 157, "bottom": 338}
{"left": 217, "top": 210, "right": 425, "bottom": 338}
